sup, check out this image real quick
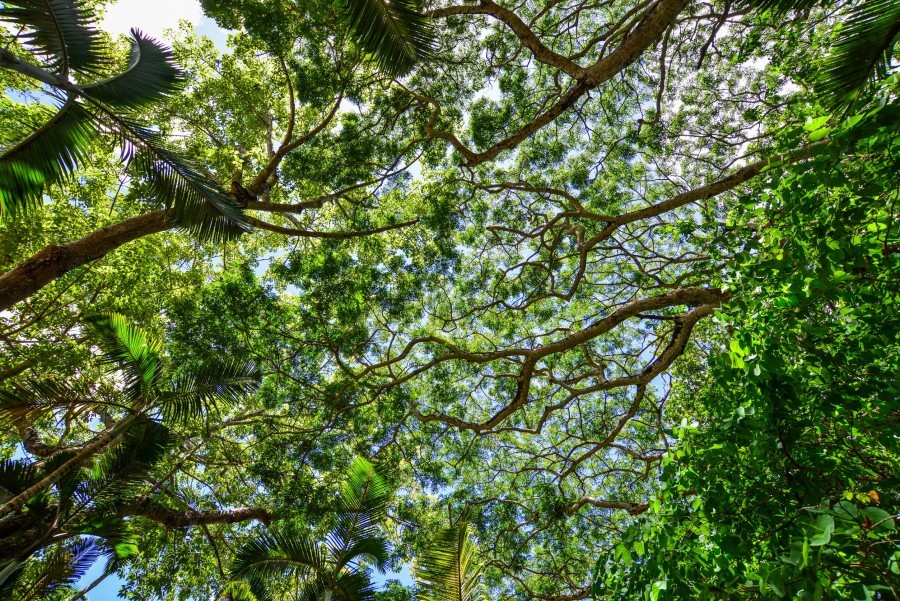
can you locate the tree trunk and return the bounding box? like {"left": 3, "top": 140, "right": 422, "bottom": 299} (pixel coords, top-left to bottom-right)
{"left": 0, "top": 210, "right": 173, "bottom": 313}
{"left": 0, "top": 414, "right": 137, "bottom": 518}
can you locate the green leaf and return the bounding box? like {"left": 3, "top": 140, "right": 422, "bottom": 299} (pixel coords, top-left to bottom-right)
{"left": 809, "top": 514, "right": 834, "bottom": 546}
{"left": 334, "top": 0, "right": 436, "bottom": 77}
{"left": 0, "top": 98, "right": 97, "bottom": 219}
{"left": 861, "top": 507, "right": 895, "bottom": 531}
{"left": 80, "top": 29, "right": 183, "bottom": 110}
{"left": 0, "top": 0, "right": 109, "bottom": 75}
{"left": 85, "top": 313, "right": 163, "bottom": 402}
{"left": 416, "top": 522, "right": 485, "bottom": 601}
{"left": 160, "top": 358, "right": 259, "bottom": 423}
{"left": 815, "top": 0, "right": 900, "bottom": 109}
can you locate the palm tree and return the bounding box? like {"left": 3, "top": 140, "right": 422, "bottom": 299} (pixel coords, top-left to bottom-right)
{"left": 334, "top": 0, "right": 437, "bottom": 77}
{"left": 228, "top": 457, "right": 391, "bottom": 601}
{"left": 742, "top": 0, "right": 900, "bottom": 109}
{"left": 0, "top": 312, "right": 259, "bottom": 520}
{"left": 0, "top": 422, "right": 167, "bottom": 598}
{"left": 0, "top": 0, "right": 248, "bottom": 239}
{"left": 415, "top": 522, "right": 486, "bottom": 601}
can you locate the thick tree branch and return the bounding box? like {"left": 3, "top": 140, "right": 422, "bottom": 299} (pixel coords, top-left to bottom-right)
{"left": 117, "top": 496, "right": 272, "bottom": 528}
{"left": 563, "top": 497, "right": 650, "bottom": 515}
{"left": 0, "top": 210, "right": 173, "bottom": 313}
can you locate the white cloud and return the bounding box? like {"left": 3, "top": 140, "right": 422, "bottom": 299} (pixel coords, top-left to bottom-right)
{"left": 101, "top": 0, "right": 203, "bottom": 41}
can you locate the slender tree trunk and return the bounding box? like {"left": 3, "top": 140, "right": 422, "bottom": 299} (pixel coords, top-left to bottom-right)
{"left": 0, "top": 210, "right": 173, "bottom": 313}
{"left": 67, "top": 570, "right": 109, "bottom": 601}
{"left": 0, "top": 414, "right": 137, "bottom": 518}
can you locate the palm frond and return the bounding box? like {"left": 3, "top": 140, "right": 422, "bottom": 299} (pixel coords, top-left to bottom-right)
{"left": 0, "top": 98, "right": 97, "bottom": 219}
{"left": 60, "top": 538, "right": 102, "bottom": 588}
{"left": 332, "top": 569, "right": 378, "bottom": 601}
{"left": 73, "top": 420, "right": 171, "bottom": 514}
{"left": 43, "top": 448, "right": 84, "bottom": 515}
{"left": 160, "top": 359, "right": 259, "bottom": 424}
{"left": 94, "top": 111, "right": 250, "bottom": 241}
{"left": 219, "top": 580, "right": 261, "bottom": 601}
{"left": 0, "top": 0, "right": 108, "bottom": 76}
{"left": 81, "top": 520, "right": 140, "bottom": 569}
{"left": 0, "top": 378, "right": 92, "bottom": 429}
{"left": 738, "top": 0, "right": 824, "bottom": 16}
{"left": 334, "top": 536, "right": 389, "bottom": 573}
{"left": 85, "top": 313, "right": 163, "bottom": 402}
{"left": 13, "top": 539, "right": 100, "bottom": 600}
{"left": 816, "top": 0, "right": 900, "bottom": 108}
{"left": 0, "top": 459, "right": 38, "bottom": 500}
{"left": 229, "top": 530, "right": 328, "bottom": 581}
{"left": 0, "top": 560, "right": 26, "bottom": 598}
{"left": 416, "top": 523, "right": 485, "bottom": 601}
{"left": 334, "top": 0, "right": 436, "bottom": 77}
{"left": 79, "top": 29, "right": 183, "bottom": 110}
{"left": 333, "top": 457, "right": 391, "bottom": 547}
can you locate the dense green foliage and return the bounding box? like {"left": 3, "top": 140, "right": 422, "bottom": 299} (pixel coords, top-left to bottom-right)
{"left": 594, "top": 97, "right": 900, "bottom": 599}
{"left": 0, "top": 0, "right": 898, "bottom": 599}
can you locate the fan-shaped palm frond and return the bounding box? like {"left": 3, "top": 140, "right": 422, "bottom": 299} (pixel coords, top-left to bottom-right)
{"left": 334, "top": 0, "right": 436, "bottom": 76}
{"left": 85, "top": 313, "right": 163, "bottom": 402}
{"left": 96, "top": 112, "right": 249, "bottom": 241}
{"left": 79, "top": 29, "right": 183, "bottom": 109}
{"left": 416, "top": 523, "right": 485, "bottom": 601}
{"left": 10, "top": 538, "right": 101, "bottom": 601}
{"left": 0, "top": 0, "right": 108, "bottom": 75}
{"left": 335, "top": 537, "right": 388, "bottom": 573}
{"left": 160, "top": 359, "right": 259, "bottom": 424}
{"left": 741, "top": 0, "right": 900, "bottom": 109}
{"left": 81, "top": 520, "right": 140, "bottom": 571}
{"left": 332, "top": 569, "right": 378, "bottom": 601}
{"left": 0, "top": 559, "right": 26, "bottom": 598}
{"left": 0, "top": 98, "right": 97, "bottom": 218}
{"left": 816, "top": 0, "right": 900, "bottom": 108}
{"left": 220, "top": 579, "right": 271, "bottom": 601}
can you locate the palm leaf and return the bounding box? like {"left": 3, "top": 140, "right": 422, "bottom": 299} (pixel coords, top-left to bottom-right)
{"left": 416, "top": 523, "right": 485, "bottom": 601}
{"left": 10, "top": 539, "right": 100, "bottom": 600}
{"left": 0, "top": 459, "right": 38, "bottom": 500}
{"left": 334, "top": 536, "right": 389, "bottom": 573}
{"left": 93, "top": 111, "right": 250, "bottom": 241}
{"left": 81, "top": 520, "right": 140, "bottom": 571}
{"left": 0, "top": 378, "right": 93, "bottom": 429}
{"left": 815, "top": 0, "right": 900, "bottom": 108}
{"left": 0, "top": 0, "right": 108, "bottom": 76}
{"left": 85, "top": 313, "right": 163, "bottom": 403}
{"left": 0, "top": 560, "right": 26, "bottom": 598}
{"left": 334, "top": 0, "right": 436, "bottom": 77}
{"left": 332, "top": 569, "right": 378, "bottom": 601}
{"left": 159, "top": 359, "right": 259, "bottom": 424}
{"left": 0, "top": 97, "right": 98, "bottom": 219}
{"left": 79, "top": 29, "right": 184, "bottom": 110}
{"left": 72, "top": 420, "right": 172, "bottom": 515}
{"left": 332, "top": 457, "right": 391, "bottom": 547}
{"left": 230, "top": 530, "right": 329, "bottom": 581}
{"left": 219, "top": 580, "right": 267, "bottom": 601}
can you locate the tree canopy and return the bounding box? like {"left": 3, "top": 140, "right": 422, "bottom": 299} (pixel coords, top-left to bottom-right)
{"left": 0, "top": 0, "right": 897, "bottom": 599}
